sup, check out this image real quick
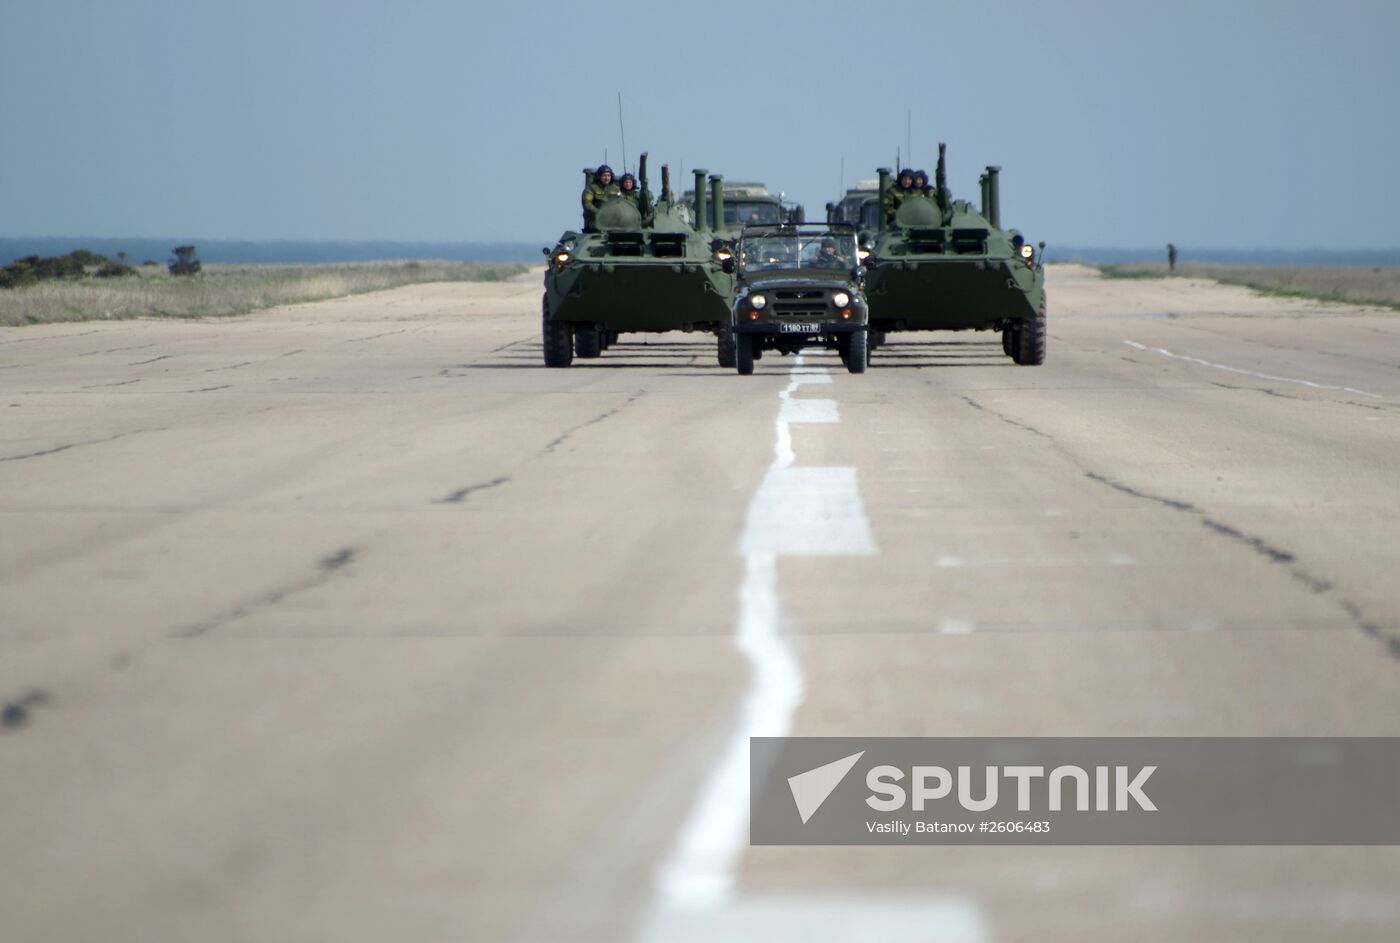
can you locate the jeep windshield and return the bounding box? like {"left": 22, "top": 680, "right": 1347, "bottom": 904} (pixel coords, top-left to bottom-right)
{"left": 739, "top": 230, "right": 858, "bottom": 273}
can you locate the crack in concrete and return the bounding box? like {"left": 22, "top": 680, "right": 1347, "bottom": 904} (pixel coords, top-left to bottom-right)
{"left": 434, "top": 476, "right": 509, "bottom": 504}
{"left": 963, "top": 395, "right": 1399, "bottom": 659}
{"left": 173, "top": 546, "right": 359, "bottom": 638}
{"left": 543, "top": 391, "right": 644, "bottom": 454}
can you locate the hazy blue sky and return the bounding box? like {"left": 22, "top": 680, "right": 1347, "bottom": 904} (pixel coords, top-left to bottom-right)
{"left": 3, "top": 0, "right": 1398, "bottom": 249}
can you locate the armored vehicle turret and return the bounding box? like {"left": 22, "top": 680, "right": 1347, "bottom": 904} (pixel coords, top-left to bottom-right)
{"left": 863, "top": 143, "right": 1047, "bottom": 365}
{"left": 541, "top": 157, "right": 736, "bottom": 367}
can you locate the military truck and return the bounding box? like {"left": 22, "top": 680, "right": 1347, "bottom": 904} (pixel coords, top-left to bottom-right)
{"left": 826, "top": 180, "right": 882, "bottom": 235}
{"left": 723, "top": 223, "right": 869, "bottom": 375}
{"left": 541, "top": 160, "right": 736, "bottom": 367}
{"left": 681, "top": 179, "right": 804, "bottom": 237}
{"left": 863, "top": 144, "right": 1047, "bottom": 365}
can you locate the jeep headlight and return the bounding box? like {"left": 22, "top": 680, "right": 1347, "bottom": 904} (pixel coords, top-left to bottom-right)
{"left": 749, "top": 293, "right": 767, "bottom": 311}
{"left": 831, "top": 290, "right": 851, "bottom": 308}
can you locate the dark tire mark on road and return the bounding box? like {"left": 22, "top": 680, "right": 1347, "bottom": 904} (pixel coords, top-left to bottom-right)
{"left": 434, "top": 476, "right": 509, "bottom": 504}
{"left": 0, "top": 426, "right": 166, "bottom": 463}
{"left": 1, "top": 689, "right": 51, "bottom": 732}
{"left": 543, "top": 391, "right": 644, "bottom": 454}
{"left": 174, "top": 546, "right": 360, "bottom": 638}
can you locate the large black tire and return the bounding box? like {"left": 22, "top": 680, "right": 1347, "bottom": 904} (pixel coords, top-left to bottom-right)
{"left": 575, "top": 325, "right": 602, "bottom": 358}
{"left": 736, "top": 333, "right": 755, "bottom": 375}
{"left": 542, "top": 296, "right": 572, "bottom": 368}
{"left": 1013, "top": 291, "right": 1047, "bottom": 366}
{"left": 717, "top": 323, "right": 736, "bottom": 368}
{"left": 846, "top": 330, "right": 868, "bottom": 374}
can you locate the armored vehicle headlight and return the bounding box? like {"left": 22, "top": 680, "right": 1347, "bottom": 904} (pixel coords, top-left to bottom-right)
{"left": 857, "top": 248, "right": 871, "bottom": 263}
{"left": 831, "top": 290, "right": 851, "bottom": 308}
{"left": 749, "top": 293, "right": 767, "bottom": 310}
{"left": 1020, "top": 245, "right": 1034, "bottom": 263}
{"left": 714, "top": 248, "right": 733, "bottom": 262}
{"left": 555, "top": 251, "right": 571, "bottom": 264}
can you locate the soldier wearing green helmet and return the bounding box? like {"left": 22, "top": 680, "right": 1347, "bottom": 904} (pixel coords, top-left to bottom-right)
{"left": 581, "top": 165, "right": 621, "bottom": 231}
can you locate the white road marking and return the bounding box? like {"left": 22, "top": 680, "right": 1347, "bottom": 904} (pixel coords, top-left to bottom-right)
{"left": 938, "top": 619, "right": 977, "bottom": 635}
{"left": 642, "top": 358, "right": 981, "bottom": 941}
{"left": 1123, "top": 339, "right": 1384, "bottom": 398}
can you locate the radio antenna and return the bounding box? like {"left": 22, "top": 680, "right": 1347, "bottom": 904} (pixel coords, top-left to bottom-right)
{"left": 617, "top": 92, "right": 628, "bottom": 174}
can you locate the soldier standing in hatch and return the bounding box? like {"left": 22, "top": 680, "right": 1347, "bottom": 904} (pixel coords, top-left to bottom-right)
{"left": 883, "top": 168, "right": 917, "bottom": 225}
{"left": 1167, "top": 243, "right": 1178, "bottom": 274}
{"left": 581, "top": 165, "right": 621, "bottom": 231}
{"left": 911, "top": 169, "right": 931, "bottom": 195}
{"left": 617, "top": 173, "right": 640, "bottom": 208}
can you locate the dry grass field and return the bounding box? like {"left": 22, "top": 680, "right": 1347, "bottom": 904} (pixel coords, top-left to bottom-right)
{"left": 0, "top": 260, "right": 528, "bottom": 326}
{"left": 1099, "top": 261, "right": 1400, "bottom": 309}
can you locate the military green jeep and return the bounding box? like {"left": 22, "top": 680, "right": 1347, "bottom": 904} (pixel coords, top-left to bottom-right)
{"left": 721, "top": 224, "right": 870, "bottom": 375}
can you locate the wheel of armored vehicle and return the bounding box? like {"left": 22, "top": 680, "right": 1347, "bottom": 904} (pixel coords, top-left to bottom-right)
{"left": 1013, "top": 291, "right": 1047, "bottom": 366}
{"left": 1002, "top": 325, "right": 1016, "bottom": 358}
{"left": 542, "top": 295, "right": 573, "bottom": 368}
{"left": 735, "top": 333, "right": 755, "bottom": 375}
{"left": 717, "top": 323, "right": 736, "bottom": 368}
{"left": 844, "top": 330, "right": 868, "bottom": 374}
{"left": 575, "top": 325, "right": 602, "bottom": 358}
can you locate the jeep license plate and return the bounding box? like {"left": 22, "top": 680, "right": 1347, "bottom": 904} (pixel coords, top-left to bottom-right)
{"left": 780, "top": 323, "right": 819, "bottom": 334}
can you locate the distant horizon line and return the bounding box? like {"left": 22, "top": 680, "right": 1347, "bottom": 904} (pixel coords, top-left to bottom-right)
{"left": 4, "top": 236, "right": 1400, "bottom": 267}
{"left": 3, "top": 234, "right": 1399, "bottom": 251}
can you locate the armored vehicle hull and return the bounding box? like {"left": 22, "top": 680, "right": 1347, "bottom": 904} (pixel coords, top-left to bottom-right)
{"left": 863, "top": 150, "right": 1047, "bottom": 365}
{"left": 541, "top": 159, "right": 734, "bottom": 367}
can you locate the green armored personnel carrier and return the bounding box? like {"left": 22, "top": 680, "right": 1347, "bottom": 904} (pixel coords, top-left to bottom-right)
{"left": 541, "top": 160, "right": 736, "bottom": 367}
{"left": 863, "top": 144, "right": 1047, "bottom": 365}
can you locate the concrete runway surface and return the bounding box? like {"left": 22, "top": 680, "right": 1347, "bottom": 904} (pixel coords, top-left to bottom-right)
{"left": 2, "top": 264, "right": 1399, "bottom": 942}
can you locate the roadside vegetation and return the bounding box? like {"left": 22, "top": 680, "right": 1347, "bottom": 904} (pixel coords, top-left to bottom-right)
{"left": 1098, "top": 261, "right": 1400, "bottom": 310}
{"left": 0, "top": 258, "right": 529, "bottom": 326}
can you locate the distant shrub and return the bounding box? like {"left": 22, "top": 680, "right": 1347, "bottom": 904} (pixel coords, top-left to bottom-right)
{"left": 67, "top": 249, "right": 110, "bottom": 268}
{"left": 0, "top": 251, "right": 94, "bottom": 288}
{"left": 95, "top": 261, "right": 137, "bottom": 278}
{"left": 169, "top": 246, "right": 202, "bottom": 276}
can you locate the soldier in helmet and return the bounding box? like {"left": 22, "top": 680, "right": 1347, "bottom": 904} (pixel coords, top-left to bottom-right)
{"left": 883, "top": 168, "right": 917, "bottom": 225}
{"left": 582, "top": 165, "right": 621, "bottom": 231}
{"left": 617, "top": 173, "right": 640, "bottom": 209}
{"left": 809, "top": 237, "right": 847, "bottom": 269}
{"left": 912, "top": 169, "right": 931, "bottom": 195}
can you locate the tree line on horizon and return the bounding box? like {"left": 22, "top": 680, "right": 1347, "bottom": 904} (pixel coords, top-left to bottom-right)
{"left": 0, "top": 246, "right": 202, "bottom": 288}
